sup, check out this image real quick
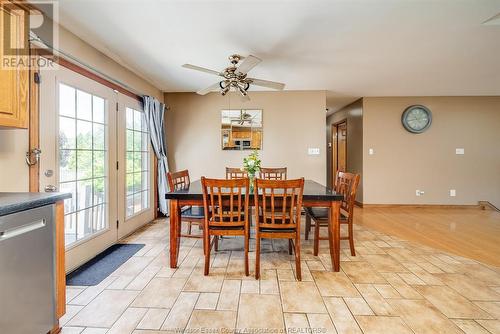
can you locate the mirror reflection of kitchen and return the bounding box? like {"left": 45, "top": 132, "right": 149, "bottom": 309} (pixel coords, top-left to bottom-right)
{"left": 221, "top": 109, "right": 263, "bottom": 150}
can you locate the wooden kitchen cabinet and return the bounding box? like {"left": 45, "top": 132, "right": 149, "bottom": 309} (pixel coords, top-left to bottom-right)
{"left": 55, "top": 201, "right": 66, "bottom": 320}
{"left": 0, "top": 2, "right": 29, "bottom": 129}
{"left": 251, "top": 130, "right": 262, "bottom": 149}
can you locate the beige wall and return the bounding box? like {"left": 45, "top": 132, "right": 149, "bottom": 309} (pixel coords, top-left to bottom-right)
{"left": 47, "top": 25, "right": 163, "bottom": 100}
{"left": 164, "top": 91, "right": 327, "bottom": 184}
{"left": 363, "top": 97, "right": 500, "bottom": 207}
{"left": 0, "top": 23, "right": 163, "bottom": 192}
{"left": 0, "top": 129, "right": 29, "bottom": 191}
{"left": 326, "top": 99, "right": 363, "bottom": 202}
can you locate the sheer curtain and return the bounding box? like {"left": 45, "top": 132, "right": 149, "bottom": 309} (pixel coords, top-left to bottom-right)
{"left": 143, "top": 96, "right": 169, "bottom": 215}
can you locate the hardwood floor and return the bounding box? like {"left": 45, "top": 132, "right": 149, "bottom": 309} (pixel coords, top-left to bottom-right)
{"left": 355, "top": 206, "right": 500, "bottom": 267}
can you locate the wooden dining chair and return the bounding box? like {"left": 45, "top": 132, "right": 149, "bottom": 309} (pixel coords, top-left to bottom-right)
{"left": 201, "top": 177, "right": 250, "bottom": 276}
{"left": 254, "top": 178, "right": 304, "bottom": 280}
{"left": 305, "top": 171, "right": 360, "bottom": 256}
{"left": 259, "top": 167, "right": 287, "bottom": 180}
{"left": 225, "top": 167, "right": 248, "bottom": 179}
{"left": 167, "top": 170, "right": 205, "bottom": 240}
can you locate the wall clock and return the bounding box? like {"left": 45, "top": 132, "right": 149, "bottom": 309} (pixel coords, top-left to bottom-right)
{"left": 401, "top": 105, "right": 432, "bottom": 133}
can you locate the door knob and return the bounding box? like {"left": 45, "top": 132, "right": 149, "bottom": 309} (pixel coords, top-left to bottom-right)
{"left": 44, "top": 185, "right": 58, "bottom": 192}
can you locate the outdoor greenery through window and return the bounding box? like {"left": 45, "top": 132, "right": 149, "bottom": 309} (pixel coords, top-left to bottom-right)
{"left": 58, "top": 83, "right": 107, "bottom": 246}
{"left": 126, "top": 107, "right": 150, "bottom": 218}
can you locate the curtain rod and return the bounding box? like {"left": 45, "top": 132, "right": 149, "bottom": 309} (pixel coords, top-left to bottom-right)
{"left": 29, "top": 32, "right": 167, "bottom": 108}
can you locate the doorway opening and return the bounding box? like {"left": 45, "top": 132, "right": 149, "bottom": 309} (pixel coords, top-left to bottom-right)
{"left": 331, "top": 120, "right": 347, "bottom": 187}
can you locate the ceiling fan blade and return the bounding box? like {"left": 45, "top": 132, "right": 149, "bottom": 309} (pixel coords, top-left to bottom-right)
{"left": 196, "top": 82, "right": 221, "bottom": 95}
{"left": 182, "top": 64, "right": 221, "bottom": 76}
{"left": 236, "top": 55, "right": 261, "bottom": 75}
{"left": 247, "top": 78, "right": 285, "bottom": 90}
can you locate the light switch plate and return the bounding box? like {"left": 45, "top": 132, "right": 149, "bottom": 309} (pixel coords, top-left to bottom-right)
{"left": 456, "top": 148, "right": 465, "bottom": 155}
{"left": 369, "top": 148, "right": 374, "bottom": 155}
{"left": 308, "top": 148, "right": 320, "bottom": 155}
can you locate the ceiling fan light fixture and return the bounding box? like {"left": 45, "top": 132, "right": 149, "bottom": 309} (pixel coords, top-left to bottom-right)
{"left": 221, "top": 87, "right": 230, "bottom": 96}
{"left": 184, "top": 54, "right": 285, "bottom": 97}
{"left": 237, "top": 85, "right": 247, "bottom": 97}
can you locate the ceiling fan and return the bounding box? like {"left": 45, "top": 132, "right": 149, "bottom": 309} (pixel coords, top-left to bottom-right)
{"left": 182, "top": 54, "right": 285, "bottom": 101}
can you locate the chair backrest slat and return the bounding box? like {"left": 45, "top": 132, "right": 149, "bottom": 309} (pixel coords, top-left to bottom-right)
{"left": 254, "top": 178, "right": 304, "bottom": 229}
{"left": 226, "top": 167, "right": 248, "bottom": 179}
{"left": 334, "top": 171, "right": 360, "bottom": 218}
{"left": 202, "top": 177, "right": 249, "bottom": 228}
{"left": 167, "top": 170, "right": 190, "bottom": 191}
{"left": 259, "top": 167, "right": 287, "bottom": 180}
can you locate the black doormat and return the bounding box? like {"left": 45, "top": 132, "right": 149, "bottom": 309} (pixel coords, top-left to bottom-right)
{"left": 66, "top": 243, "right": 145, "bottom": 286}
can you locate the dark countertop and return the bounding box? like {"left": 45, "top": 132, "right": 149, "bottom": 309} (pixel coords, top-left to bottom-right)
{"left": 0, "top": 192, "right": 72, "bottom": 217}
{"left": 166, "top": 179, "right": 344, "bottom": 201}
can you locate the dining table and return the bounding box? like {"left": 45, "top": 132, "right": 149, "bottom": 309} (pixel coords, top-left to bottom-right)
{"left": 165, "top": 179, "right": 344, "bottom": 271}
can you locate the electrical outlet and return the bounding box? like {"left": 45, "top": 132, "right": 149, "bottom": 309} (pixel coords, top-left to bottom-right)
{"left": 450, "top": 189, "right": 456, "bottom": 197}
{"left": 416, "top": 190, "right": 425, "bottom": 196}
{"left": 369, "top": 148, "right": 374, "bottom": 155}
{"left": 456, "top": 148, "right": 465, "bottom": 155}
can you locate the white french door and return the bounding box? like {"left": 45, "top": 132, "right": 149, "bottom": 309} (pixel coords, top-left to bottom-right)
{"left": 39, "top": 64, "right": 154, "bottom": 272}
{"left": 117, "top": 94, "right": 154, "bottom": 239}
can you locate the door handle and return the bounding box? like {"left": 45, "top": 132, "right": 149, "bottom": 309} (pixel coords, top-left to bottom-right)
{"left": 25, "top": 148, "right": 42, "bottom": 166}
{"left": 0, "top": 220, "right": 46, "bottom": 242}
{"left": 44, "top": 185, "right": 58, "bottom": 192}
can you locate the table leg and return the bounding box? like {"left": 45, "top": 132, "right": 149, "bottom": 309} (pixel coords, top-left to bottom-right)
{"left": 328, "top": 201, "right": 341, "bottom": 272}
{"left": 169, "top": 199, "right": 181, "bottom": 268}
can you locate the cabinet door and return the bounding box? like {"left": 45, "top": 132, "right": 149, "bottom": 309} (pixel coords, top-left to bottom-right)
{"left": 0, "top": 4, "right": 28, "bottom": 128}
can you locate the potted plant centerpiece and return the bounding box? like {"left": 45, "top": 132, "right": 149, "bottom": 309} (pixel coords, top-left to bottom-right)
{"left": 243, "top": 150, "right": 261, "bottom": 192}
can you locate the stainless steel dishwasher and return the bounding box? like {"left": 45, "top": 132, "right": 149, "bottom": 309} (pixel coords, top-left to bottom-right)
{"left": 0, "top": 205, "right": 56, "bottom": 334}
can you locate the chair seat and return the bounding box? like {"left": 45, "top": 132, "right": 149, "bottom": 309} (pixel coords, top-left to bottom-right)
{"left": 209, "top": 225, "right": 245, "bottom": 230}
{"left": 305, "top": 207, "right": 347, "bottom": 220}
{"left": 181, "top": 206, "right": 205, "bottom": 219}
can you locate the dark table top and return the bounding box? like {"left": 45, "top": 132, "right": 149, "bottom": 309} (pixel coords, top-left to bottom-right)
{"left": 0, "top": 192, "right": 72, "bottom": 217}
{"left": 165, "top": 179, "right": 343, "bottom": 202}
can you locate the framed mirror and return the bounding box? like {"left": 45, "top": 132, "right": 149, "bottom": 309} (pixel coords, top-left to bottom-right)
{"left": 221, "top": 109, "right": 262, "bottom": 150}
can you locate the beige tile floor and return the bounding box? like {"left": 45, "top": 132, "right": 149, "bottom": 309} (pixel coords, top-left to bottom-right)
{"left": 61, "top": 216, "right": 500, "bottom": 334}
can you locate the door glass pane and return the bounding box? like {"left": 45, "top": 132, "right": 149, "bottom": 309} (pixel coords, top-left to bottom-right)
{"left": 93, "top": 123, "right": 105, "bottom": 150}
{"left": 125, "top": 107, "right": 150, "bottom": 219}
{"left": 59, "top": 84, "right": 75, "bottom": 118}
{"left": 58, "top": 83, "right": 108, "bottom": 246}
{"left": 93, "top": 204, "right": 106, "bottom": 232}
{"left": 92, "top": 96, "right": 105, "bottom": 123}
{"left": 64, "top": 213, "right": 77, "bottom": 245}
{"left": 126, "top": 195, "right": 134, "bottom": 217}
{"left": 76, "top": 120, "right": 92, "bottom": 150}
{"left": 76, "top": 150, "right": 92, "bottom": 179}
{"left": 59, "top": 116, "right": 76, "bottom": 149}
{"left": 59, "top": 149, "right": 76, "bottom": 182}
{"left": 77, "top": 209, "right": 93, "bottom": 240}
{"left": 77, "top": 90, "right": 92, "bottom": 121}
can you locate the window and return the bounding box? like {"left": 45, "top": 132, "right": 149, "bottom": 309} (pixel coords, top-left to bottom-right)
{"left": 58, "top": 83, "right": 108, "bottom": 245}
{"left": 125, "top": 107, "right": 150, "bottom": 218}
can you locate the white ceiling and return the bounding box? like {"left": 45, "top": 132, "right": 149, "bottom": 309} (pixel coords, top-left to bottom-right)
{"left": 55, "top": 0, "right": 500, "bottom": 111}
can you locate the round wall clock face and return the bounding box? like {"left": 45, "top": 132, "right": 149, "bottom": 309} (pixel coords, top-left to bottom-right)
{"left": 401, "top": 105, "right": 432, "bottom": 133}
